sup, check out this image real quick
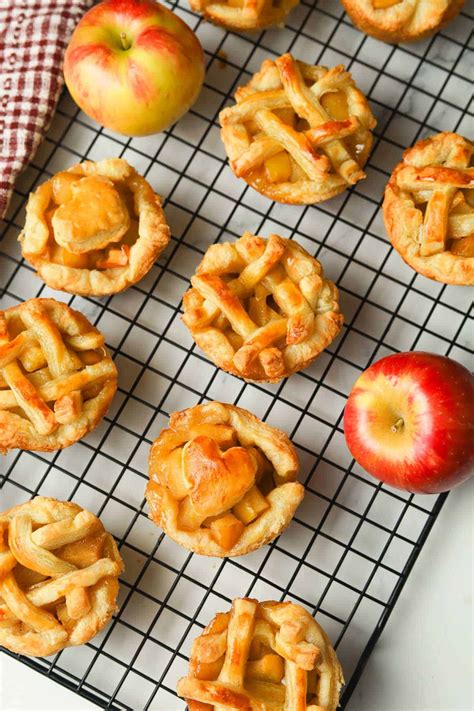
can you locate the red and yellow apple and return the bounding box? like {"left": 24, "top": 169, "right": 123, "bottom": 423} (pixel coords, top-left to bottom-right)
{"left": 344, "top": 352, "right": 474, "bottom": 494}
{"left": 64, "top": 0, "right": 205, "bottom": 136}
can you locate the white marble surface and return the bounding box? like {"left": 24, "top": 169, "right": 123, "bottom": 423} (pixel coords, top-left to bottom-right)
{"left": 2, "top": 477, "right": 472, "bottom": 711}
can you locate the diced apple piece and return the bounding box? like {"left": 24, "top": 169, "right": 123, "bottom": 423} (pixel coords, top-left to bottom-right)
{"left": 450, "top": 235, "right": 474, "bottom": 257}
{"left": 321, "top": 90, "right": 349, "bottom": 120}
{"left": 264, "top": 152, "right": 292, "bottom": 183}
{"left": 232, "top": 486, "right": 269, "bottom": 524}
{"left": 177, "top": 497, "right": 205, "bottom": 531}
{"left": 51, "top": 244, "right": 89, "bottom": 269}
{"left": 209, "top": 513, "right": 245, "bottom": 550}
{"left": 246, "top": 653, "right": 285, "bottom": 683}
{"left": 193, "top": 656, "right": 225, "bottom": 681}
{"left": 96, "top": 244, "right": 130, "bottom": 269}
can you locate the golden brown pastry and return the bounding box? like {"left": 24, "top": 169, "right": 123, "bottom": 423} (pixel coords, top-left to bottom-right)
{"left": 340, "top": 0, "right": 465, "bottom": 44}
{"left": 219, "top": 53, "right": 376, "bottom": 205}
{"left": 383, "top": 132, "right": 474, "bottom": 285}
{"left": 189, "top": 0, "right": 299, "bottom": 31}
{"left": 146, "top": 401, "right": 303, "bottom": 557}
{"left": 177, "top": 597, "right": 344, "bottom": 710}
{"left": 0, "top": 298, "right": 117, "bottom": 452}
{"left": 19, "top": 158, "right": 170, "bottom": 296}
{"left": 0, "top": 496, "right": 123, "bottom": 657}
{"left": 182, "top": 232, "right": 343, "bottom": 382}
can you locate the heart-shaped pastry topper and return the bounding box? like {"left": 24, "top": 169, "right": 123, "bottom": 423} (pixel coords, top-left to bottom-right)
{"left": 183, "top": 436, "right": 257, "bottom": 519}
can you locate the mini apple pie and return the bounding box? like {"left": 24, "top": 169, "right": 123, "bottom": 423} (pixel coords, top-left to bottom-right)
{"left": 219, "top": 53, "right": 376, "bottom": 204}
{"left": 19, "top": 158, "right": 170, "bottom": 296}
{"left": 177, "top": 597, "right": 344, "bottom": 710}
{"left": 0, "top": 496, "right": 124, "bottom": 657}
{"left": 182, "top": 232, "right": 343, "bottom": 382}
{"left": 383, "top": 132, "right": 474, "bottom": 285}
{"left": 340, "top": 0, "right": 465, "bottom": 44}
{"left": 146, "top": 402, "right": 303, "bottom": 557}
{"left": 189, "top": 0, "right": 299, "bottom": 31}
{"left": 0, "top": 298, "right": 117, "bottom": 452}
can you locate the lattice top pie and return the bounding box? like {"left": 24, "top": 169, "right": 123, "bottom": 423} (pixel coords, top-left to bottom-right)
{"left": 19, "top": 158, "right": 170, "bottom": 296}
{"left": 189, "top": 0, "right": 299, "bottom": 31}
{"left": 0, "top": 496, "right": 123, "bottom": 657}
{"left": 177, "top": 597, "right": 344, "bottom": 710}
{"left": 0, "top": 298, "right": 117, "bottom": 452}
{"left": 146, "top": 402, "right": 303, "bottom": 557}
{"left": 340, "top": 0, "right": 465, "bottom": 43}
{"left": 182, "top": 232, "right": 343, "bottom": 382}
{"left": 219, "top": 53, "right": 376, "bottom": 205}
{"left": 383, "top": 132, "right": 474, "bottom": 285}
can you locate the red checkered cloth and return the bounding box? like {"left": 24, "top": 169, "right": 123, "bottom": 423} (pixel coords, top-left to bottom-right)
{"left": 0, "top": 0, "right": 93, "bottom": 219}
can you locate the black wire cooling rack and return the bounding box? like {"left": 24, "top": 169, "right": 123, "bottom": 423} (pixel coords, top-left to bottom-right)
{"left": 1, "top": 0, "right": 473, "bottom": 708}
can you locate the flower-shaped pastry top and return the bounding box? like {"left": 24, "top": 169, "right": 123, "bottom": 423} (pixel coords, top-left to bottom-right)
{"left": 177, "top": 597, "right": 344, "bottom": 710}
{"left": 182, "top": 232, "right": 343, "bottom": 382}
{"left": 219, "top": 53, "right": 376, "bottom": 204}
{"left": 146, "top": 402, "right": 303, "bottom": 557}
{"left": 0, "top": 298, "right": 117, "bottom": 452}
{"left": 19, "top": 158, "right": 170, "bottom": 296}
{"left": 340, "top": 0, "right": 465, "bottom": 44}
{"left": 189, "top": 0, "right": 299, "bottom": 31}
{"left": 383, "top": 132, "right": 474, "bottom": 285}
{"left": 0, "top": 497, "right": 124, "bottom": 657}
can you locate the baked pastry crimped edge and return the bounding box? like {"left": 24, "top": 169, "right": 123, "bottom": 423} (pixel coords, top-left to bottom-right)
{"left": 383, "top": 132, "right": 474, "bottom": 286}
{"left": 0, "top": 298, "right": 118, "bottom": 452}
{"left": 19, "top": 158, "right": 170, "bottom": 297}
{"left": 0, "top": 496, "right": 123, "bottom": 657}
{"left": 189, "top": 0, "right": 299, "bottom": 31}
{"left": 177, "top": 597, "right": 344, "bottom": 710}
{"left": 340, "top": 0, "right": 465, "bottom": 43}
{"left": 182, "top": 232, "right": 344, "bottom": 383}
{"left": 146, "top": 401, "right": 304, "bottom": 557}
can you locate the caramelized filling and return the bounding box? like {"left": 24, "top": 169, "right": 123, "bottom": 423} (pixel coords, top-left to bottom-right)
{"left": 373, "top": 0, "right": 401, "bottom": 8}
{"left": 321, "top": 90, "right": 349, "bottom": 121}
{"left": 449, "top": 234, "right": 474, "bottom": 257}
{"left": 264, "top": 152, "right": 293, "bottom": 183}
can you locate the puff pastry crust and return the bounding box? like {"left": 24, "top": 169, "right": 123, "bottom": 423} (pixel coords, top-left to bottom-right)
{"left": 340, "top": 0, "right": 465, "bottom": 43}
{"left": 182, "top": 232, "right": 343, "bottom": 382}
{"left": 19, "top": 158, "right": 170, "bottom": 296}
{"left": 189, "top": 0, "right": 299, "bottom": 31}
{"left": 177, "top": 597, "right": 344, "bottom": 710}
{"left": 219, "top": 53, "right": 376, "bottom": 205}
{"left": 0, "top": 496, "right": 123, "bottom": 657}
{"left": 0, "top": 298, "right": 117, "bottom": 452}
{"left": 146, "top": 402, "right": 303, "bottom": 557}
{"left": 383, "top": 132, "right": 474, "bottom": 285}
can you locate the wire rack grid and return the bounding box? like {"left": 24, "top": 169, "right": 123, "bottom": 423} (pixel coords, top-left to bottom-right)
{"left": 1, "top": 0, "right": 473, "bottom": 709}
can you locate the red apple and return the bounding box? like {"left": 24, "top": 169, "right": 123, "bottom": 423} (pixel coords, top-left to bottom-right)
{"left": 64, "top": 0, "right": 205, "bottom": 136}
{"left": 344, "top": 352, "right": 474, "bottom": 493}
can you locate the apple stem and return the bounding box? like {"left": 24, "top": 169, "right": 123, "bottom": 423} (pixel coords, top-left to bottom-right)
{"left": 120, "top": 32, "right": 130, "bottom": 51}
{"left": 391, "top": 418, "right": 404, "bottom": 433}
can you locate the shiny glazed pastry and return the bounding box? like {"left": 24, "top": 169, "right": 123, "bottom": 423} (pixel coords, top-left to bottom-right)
{"left": 0, "top": 298, "right": 117, "bottom": 451}
{"left": 340, "top": 0, "right": 465, "bottom": 43}
{"left": 177, "top": 597, "right": 344, "bottom": 709}
{"left": 383, "top": 132, "right": 474, "bottom": 285}
{"left": 0, "top": 496, "right": 124, "bottom": 657}
{"left": 146, "top": 401, "right": 303, "bottom": 556}
{"left": 189, "top": 0, "right": 299, "bottom": 31}
{"left": 19, "top": 158, "right": 170, "bottom": 296}
{"left": 182, "top": 232, "right": 343, "bottom": 382}
{"left": 219, "top": 53, "right": 376, "bottom": 204}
